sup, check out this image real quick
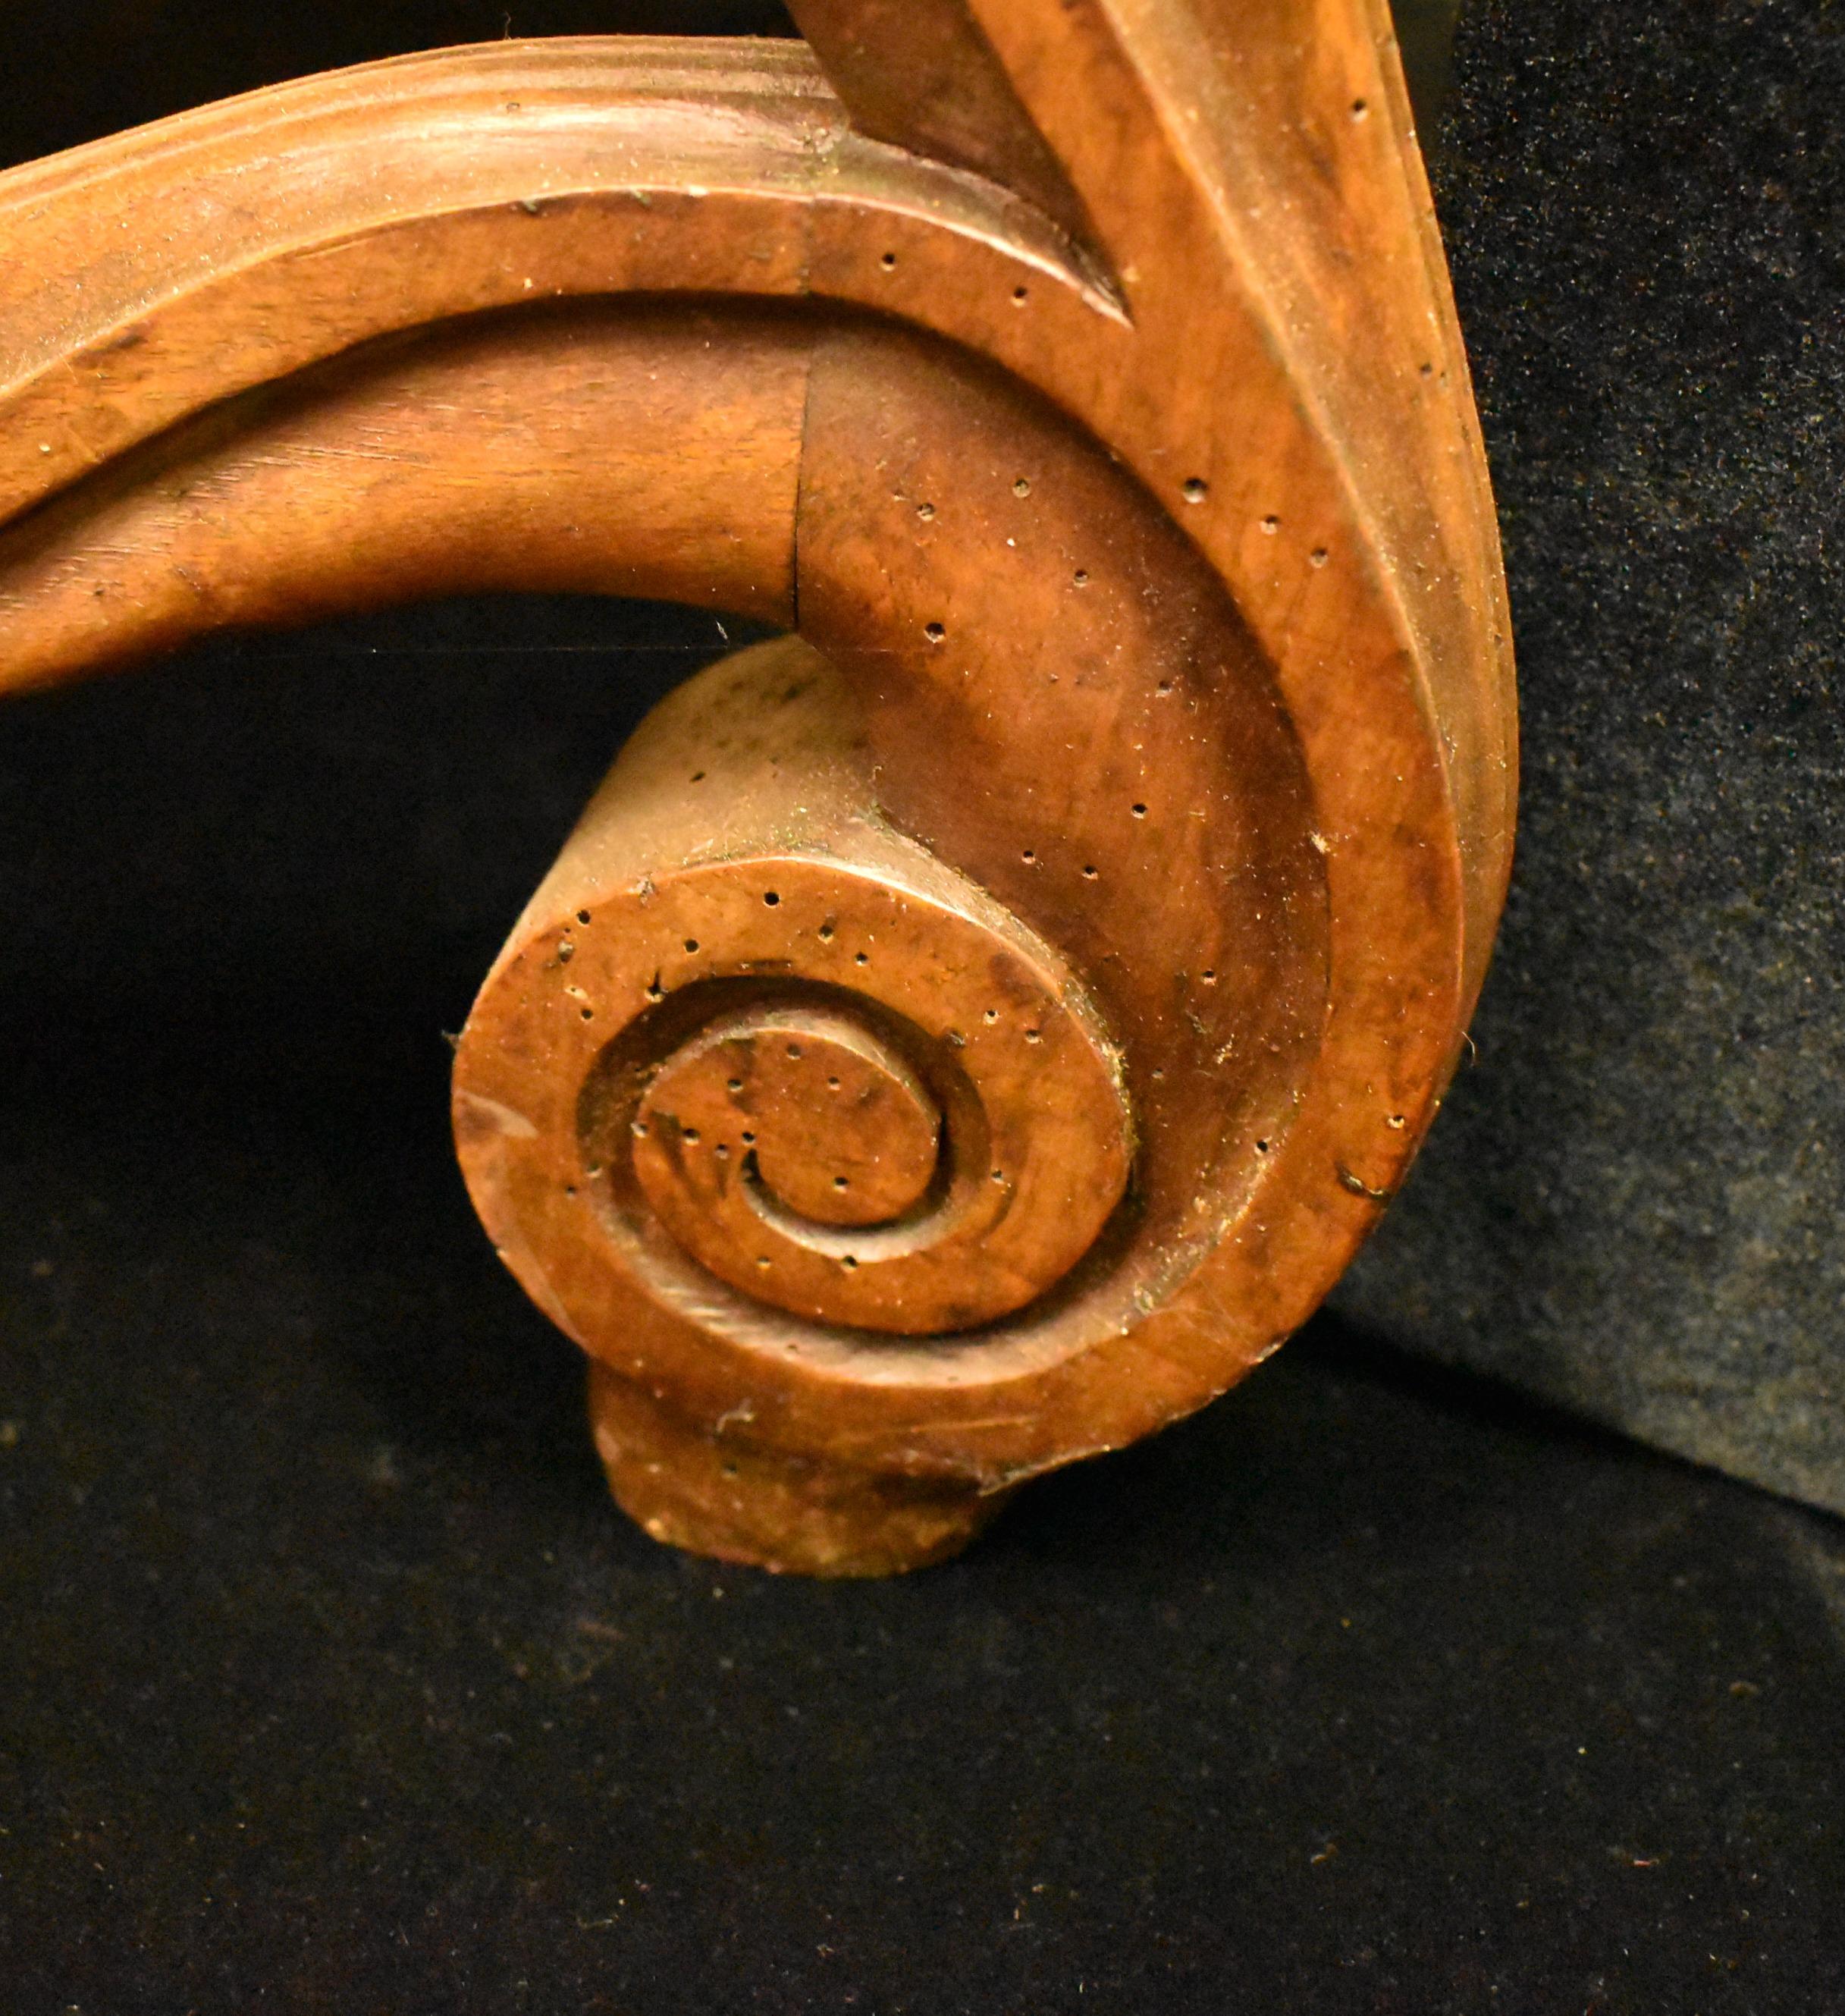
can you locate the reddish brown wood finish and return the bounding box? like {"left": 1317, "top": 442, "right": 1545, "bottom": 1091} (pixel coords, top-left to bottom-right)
{"left": 0, "top": 5, "right": 1514, "bottom": 1573}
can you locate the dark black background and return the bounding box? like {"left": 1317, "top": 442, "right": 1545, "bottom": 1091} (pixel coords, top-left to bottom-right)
{"left": 1, "top": 5, "right": 1840, "bottom": 2011}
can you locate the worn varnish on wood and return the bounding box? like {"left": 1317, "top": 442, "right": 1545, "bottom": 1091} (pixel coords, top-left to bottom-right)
{"left": 0, "top": 1, "right": 1515, "bottom": 1574}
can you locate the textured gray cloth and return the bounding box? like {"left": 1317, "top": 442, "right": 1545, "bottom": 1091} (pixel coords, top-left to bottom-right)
{"left": 1335, "top": 0, "right": 1844, "bottom": 1512}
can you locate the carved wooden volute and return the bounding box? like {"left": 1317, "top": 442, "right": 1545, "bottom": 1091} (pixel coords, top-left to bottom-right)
{"left": 0, "top": 2, "right": 1514, "bottom": 1572}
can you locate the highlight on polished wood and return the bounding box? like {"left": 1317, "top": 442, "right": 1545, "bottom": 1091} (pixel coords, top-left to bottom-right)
{"left": 0, "top": 0, "right": 1515, "bottom": 1574}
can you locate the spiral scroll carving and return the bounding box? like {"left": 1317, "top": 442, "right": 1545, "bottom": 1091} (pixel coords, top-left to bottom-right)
{"left": 457, "top": 639, "right": 1134, "bottom": 1343}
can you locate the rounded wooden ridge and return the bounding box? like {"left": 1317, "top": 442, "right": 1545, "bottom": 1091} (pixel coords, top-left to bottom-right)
{"left": 0, "top": 11, "right": 1516, "bottom": 1574}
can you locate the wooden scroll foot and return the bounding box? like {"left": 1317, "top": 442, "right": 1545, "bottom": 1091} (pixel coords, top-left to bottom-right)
{"left": 455, "top": 634, "right": 1138, "bottom": 1574}
{"left": 0, "top": 5, "right": 1515, "bottom": 1574}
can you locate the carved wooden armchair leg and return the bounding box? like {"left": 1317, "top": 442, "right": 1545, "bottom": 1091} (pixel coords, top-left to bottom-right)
{"left": 0, "top": 2, "right": 1514, "bottom": 1574}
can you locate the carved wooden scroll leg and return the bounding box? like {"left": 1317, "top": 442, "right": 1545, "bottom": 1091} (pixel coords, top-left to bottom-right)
{"left": 0, "top": 3, "right": 1514, "bottom": 1575}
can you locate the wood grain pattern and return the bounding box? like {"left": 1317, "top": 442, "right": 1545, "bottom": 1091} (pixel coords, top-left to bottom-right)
{"left": 0, "top": 5, "right": 1515, "bottom": 1573}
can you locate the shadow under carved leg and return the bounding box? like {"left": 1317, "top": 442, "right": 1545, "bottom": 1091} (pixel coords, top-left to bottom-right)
{"left": 0, "top": 4, "right": 1515, "bottom": 1574}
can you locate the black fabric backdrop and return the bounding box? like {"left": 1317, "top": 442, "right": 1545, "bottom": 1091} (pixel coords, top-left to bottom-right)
{"left": 1, "top": 5, "right": 1841, "bottom": 2011}
{"left": 1336, "top": 0, "right": 1845, "bottom": 1521}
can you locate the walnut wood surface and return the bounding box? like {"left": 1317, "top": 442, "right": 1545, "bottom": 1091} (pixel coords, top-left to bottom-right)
{"left": 0, "top": 5, "right": 1515, "bottom": 1573}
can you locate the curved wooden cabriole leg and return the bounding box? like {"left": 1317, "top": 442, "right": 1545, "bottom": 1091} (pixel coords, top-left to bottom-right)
{"left": 0, "top": 5, "right": 1514, "bottom": 1574}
